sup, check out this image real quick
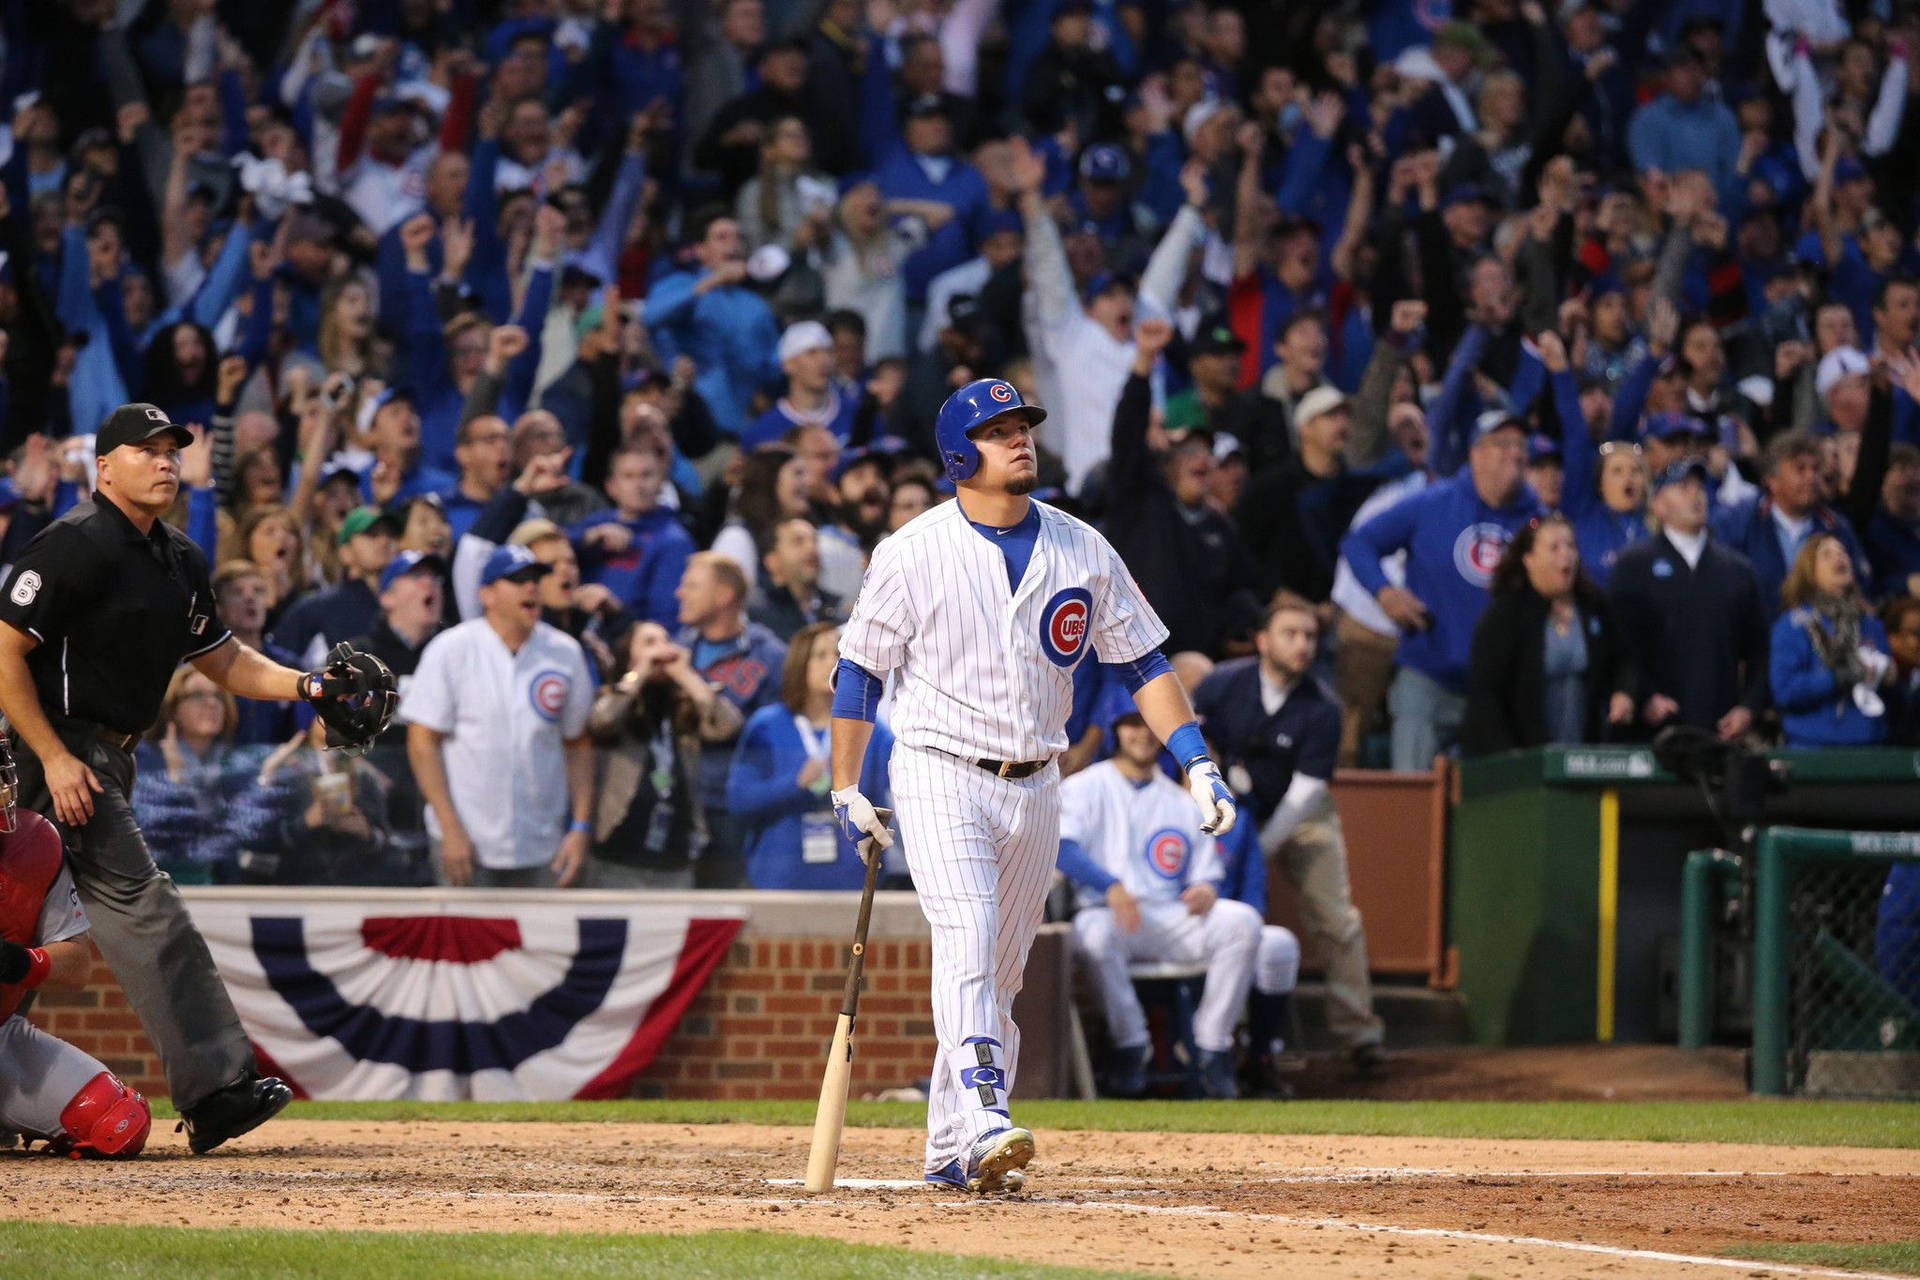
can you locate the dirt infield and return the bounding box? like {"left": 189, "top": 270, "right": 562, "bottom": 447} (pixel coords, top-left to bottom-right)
{"left": 7, "top": 1120, "right": 1919, "bottom": 1277}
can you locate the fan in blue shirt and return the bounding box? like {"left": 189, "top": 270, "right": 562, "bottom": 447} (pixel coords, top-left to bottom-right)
{"left": 568, "top": 446, "right": 696, "bottom": 627}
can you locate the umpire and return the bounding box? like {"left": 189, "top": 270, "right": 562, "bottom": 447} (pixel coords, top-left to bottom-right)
{"left": 0, "top": 404, "right": 393, "bottom": 1153}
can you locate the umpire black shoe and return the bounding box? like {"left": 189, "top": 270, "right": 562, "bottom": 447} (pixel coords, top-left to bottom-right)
{"left": 179, "top": 1075, "right": 293, "bottom": 1154}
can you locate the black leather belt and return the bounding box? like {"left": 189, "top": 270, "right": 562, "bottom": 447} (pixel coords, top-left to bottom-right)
{"left": 975, "top": 757, "right": 1050, "bottom": 780}
{"left": 57, "top": 720, "right": 139, "bottom": 751}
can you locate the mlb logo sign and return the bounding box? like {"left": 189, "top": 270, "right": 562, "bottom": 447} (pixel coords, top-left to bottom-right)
{"left": 1038, "top": 588, "right": 1093, "bottom": 667}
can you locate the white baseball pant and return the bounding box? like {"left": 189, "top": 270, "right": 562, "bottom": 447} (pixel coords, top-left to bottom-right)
{"left": 891, "top": 744, "right": 1060, "bottom": 1173}
{"left": 1072, "top": 898, "right": 1262, "bottom": 1053}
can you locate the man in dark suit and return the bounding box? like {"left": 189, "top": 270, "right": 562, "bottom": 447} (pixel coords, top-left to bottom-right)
{"left": 1610, "top": 461, "right": 1770, "bottom": 741}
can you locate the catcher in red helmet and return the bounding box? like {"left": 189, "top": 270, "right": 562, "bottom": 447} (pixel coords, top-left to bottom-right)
{"left": 0, "top": 733, "right": 152, "bottom": 1158}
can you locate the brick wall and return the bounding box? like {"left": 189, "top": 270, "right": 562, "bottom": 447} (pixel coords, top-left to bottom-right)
{"left": 26, "top": 931, "right": 939, "bottom": 1102}
{"left": 25, "top": 946, "right": 157, "bottom": 1093}
{"left": 634, "top": 936, "right": 937, "bottom": 1100}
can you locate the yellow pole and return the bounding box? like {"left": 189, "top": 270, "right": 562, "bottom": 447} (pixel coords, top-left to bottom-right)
{"left": 1597, "top": 788, "right": 1619, "bottom": 1043}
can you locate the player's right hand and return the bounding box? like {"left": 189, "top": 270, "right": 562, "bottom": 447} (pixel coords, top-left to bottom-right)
{"left": 830, "top": 787, "right": 894, "bottom": 853}
{"left": 45, "top": 751, "right": 103, "bottom": 827}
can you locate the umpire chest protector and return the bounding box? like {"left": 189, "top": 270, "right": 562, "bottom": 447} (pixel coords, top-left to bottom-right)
{"left": 0, "top": 500, "right": 228, "bottom": 737}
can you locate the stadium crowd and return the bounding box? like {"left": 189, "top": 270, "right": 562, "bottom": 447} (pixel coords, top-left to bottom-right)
{"left": 3, "top": 0, "right": 1920, "bottom": 912}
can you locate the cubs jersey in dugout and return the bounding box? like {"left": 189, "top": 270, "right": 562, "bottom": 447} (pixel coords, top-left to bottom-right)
{"left": 1060, "top": 760, "right": 1225, "bottom": 909}
{"left": 840, "top": 501, "right": 1168, "bottom": 763}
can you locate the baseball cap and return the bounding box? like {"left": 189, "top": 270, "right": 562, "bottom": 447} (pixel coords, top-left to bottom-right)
{"left": 1527, "top": 433, "right": 1564, "bottom": 465}
{"left": 1212, "top": 432, "right": 1246, "bottom": 464}
{"left": 379, "top": 548, "right": 446, "bottom": 594}
{"left": 778, "top": 319, "right": 833, "bottom": 365}
{"left": 1642, "top": 411, "right": 1711, "bottom": 443}
{"left": 1471, "top": 409, "right": 1525, "bottom": 443}
{"left": 372, "top": 385, "right": 416, "bottom": 413}
{"left": 336, "top": 505, "right": 400, "bottom": 546}
{"left": 1189, "top": 314, "right": 1246, "bottom": 357}
{"left": 1079, "top": 143, "right": 1131, "bottom": 183}
{"left": 832, "top": 447, "right": 892, "bottom": 484}
{"left": 746, "top": 244, "right": 791, "bottom": 284}
{"left": 1815, "top": 345, "right": 1871, "bottom": 399}
{"left": 481, "top": 543, "right": 554, "bottom": 586}
{"left": 1652, "top": 458, "right": 1710, "bottom": 491}
{"left": 1082, "top": 270, "right": 1134, "bottom": 303}
{"left": 95, "top": 403, "right": 194, "bottom": 456}
{"left": 1295, "top": 385, "right": 1350, "bottom": 426}
{"left": 1443, "top": 182, "right": 1495, "bottom": 210}
{"left": 1183, "top": 98, "right": 1226, "bottom": 144}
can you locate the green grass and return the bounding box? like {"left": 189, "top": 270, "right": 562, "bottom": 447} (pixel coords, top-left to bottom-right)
{"left": 144, "top": 1096, "right": 1920, "bottom": 1149}
{"left": 0, "top": 1223, "right": 1151, "bottom": 1280}
{"left": 1721, "top": 1241, "right": 1920, "bottom": 1275}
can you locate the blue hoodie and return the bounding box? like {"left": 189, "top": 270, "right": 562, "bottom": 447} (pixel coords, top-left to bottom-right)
{"left": 568, "top": 507, "right": 696, "bottom": 627}
{"left": 1770, "top": 607, "right": 1891, "bottom": 747}
{"left": 1341, "top": 469, "right": 1543, "bottom": 692}
{"left": 726, "top": 708, "right": 895, "bottom": 890}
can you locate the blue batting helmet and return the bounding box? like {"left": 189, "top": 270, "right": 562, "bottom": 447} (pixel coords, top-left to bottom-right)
{"left": 933, "top": 379, "right": 1048, "bottom": 484}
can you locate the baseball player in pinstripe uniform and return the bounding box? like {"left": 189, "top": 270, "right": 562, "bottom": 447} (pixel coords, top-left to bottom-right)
{"left": 829, "top": 378, "right": 1239, "bottom": 1194}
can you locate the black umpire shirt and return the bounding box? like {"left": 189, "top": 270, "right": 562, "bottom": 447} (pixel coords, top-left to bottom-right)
{"left": 0, "top": 498, "right": 230, "bottom": 737}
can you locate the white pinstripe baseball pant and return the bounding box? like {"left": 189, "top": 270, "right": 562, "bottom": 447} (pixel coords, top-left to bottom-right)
{"left": 890, "top": 743, "right": 1060, "bottom": 1173}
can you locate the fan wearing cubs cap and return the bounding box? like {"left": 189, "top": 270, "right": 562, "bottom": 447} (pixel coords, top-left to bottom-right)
{"left": 831, "top": 376, "right": 1237, "bottom": 1193}
{"left": 0, "top": 403, "right": 397, "bottom": 1154}
{"left": 399, "top": 544, "right": 596, "bottom": 891}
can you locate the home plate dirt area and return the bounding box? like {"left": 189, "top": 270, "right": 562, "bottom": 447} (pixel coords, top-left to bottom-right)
{"left": 7, "top": 1121, "right": 1919, "bottom": 1278}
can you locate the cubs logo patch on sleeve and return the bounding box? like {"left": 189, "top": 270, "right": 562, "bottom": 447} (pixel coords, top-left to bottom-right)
{"left": 1038, "top": 587, "right": 1092, "bottom": 667}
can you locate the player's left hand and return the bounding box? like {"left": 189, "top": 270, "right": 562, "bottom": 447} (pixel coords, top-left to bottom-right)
{"left": 1185, "top": 760, "right": 1237, "bottom": 836}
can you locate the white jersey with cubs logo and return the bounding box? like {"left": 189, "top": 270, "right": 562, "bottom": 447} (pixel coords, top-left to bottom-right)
{"left": 1060, "top": 760, "right": 1223, "bottom": 907}
{"left": 398, "top": 618, "right": 593, "bottom": 870}
{"left": 841, "top": 500, "right": 1167, "bottom": 763}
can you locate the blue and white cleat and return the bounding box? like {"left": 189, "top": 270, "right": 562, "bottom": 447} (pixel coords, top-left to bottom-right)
{"left": 964, "top": 1126, "right": 1035, "bottom": 1193}
{"left": 925, "top": 1160, "right": 967, "bottom": 1189}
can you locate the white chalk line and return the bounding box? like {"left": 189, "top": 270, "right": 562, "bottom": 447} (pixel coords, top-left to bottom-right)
{"left": 43, "top": 1174, "right": 1913, "bottom": 1279}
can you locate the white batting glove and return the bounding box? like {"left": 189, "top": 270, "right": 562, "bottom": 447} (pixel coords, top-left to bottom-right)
{"left": 831, "top": 787, "right": 895, "bottom": 853}
{"left": 1185, "top": 760, "right": 1238, "bottom": 836}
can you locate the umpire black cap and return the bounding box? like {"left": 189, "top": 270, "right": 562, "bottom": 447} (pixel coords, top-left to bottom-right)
{"left": 96, "top": 403, "right": 194, "bottom": 456}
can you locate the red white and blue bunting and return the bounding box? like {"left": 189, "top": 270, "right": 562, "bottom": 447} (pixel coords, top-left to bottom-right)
{"left": 185, "top": 893, "right": 746, "bottom": 1100}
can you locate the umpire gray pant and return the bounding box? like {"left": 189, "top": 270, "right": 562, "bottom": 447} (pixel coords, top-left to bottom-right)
{"left": 15, "top": 725, "right": 255, "bottom": 1111}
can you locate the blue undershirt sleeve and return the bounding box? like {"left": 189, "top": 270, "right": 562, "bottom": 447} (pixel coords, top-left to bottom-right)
{"left": 830, "top": 658, "right": 883, "bottom": 722}
{"left": 1056, "top": 838, "right": 1119, "bottom": 893}
{"left": 1115, "top": 650, "right": 1173, "bottom": 693}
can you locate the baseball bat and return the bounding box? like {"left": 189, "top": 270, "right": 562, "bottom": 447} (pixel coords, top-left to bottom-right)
{"left": 803, "top": 808, "right": 891, "bottom": 1193}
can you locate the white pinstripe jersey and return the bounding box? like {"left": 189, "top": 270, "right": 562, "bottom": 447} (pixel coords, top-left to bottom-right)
{"left": 1060, "top": 760, "right": 1223, "bottom": 907}
{"left": 841, "top": 500, "right": 1167, "bottom": 762}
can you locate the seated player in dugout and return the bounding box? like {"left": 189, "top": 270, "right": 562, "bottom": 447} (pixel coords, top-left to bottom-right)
{"left": 1056, "top": 707, "right": 1264, "bottom": 1100}
{"left": 0, "top": 736, "right": 152, "bottom": 1158}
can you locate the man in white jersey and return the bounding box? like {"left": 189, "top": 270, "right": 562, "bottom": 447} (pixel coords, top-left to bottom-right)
{"left": 1057, "top": 709, "right": 1262, "bottom": 1099}
{"left": 829, "top": 377, "right": 1239, "bottom": 1193}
